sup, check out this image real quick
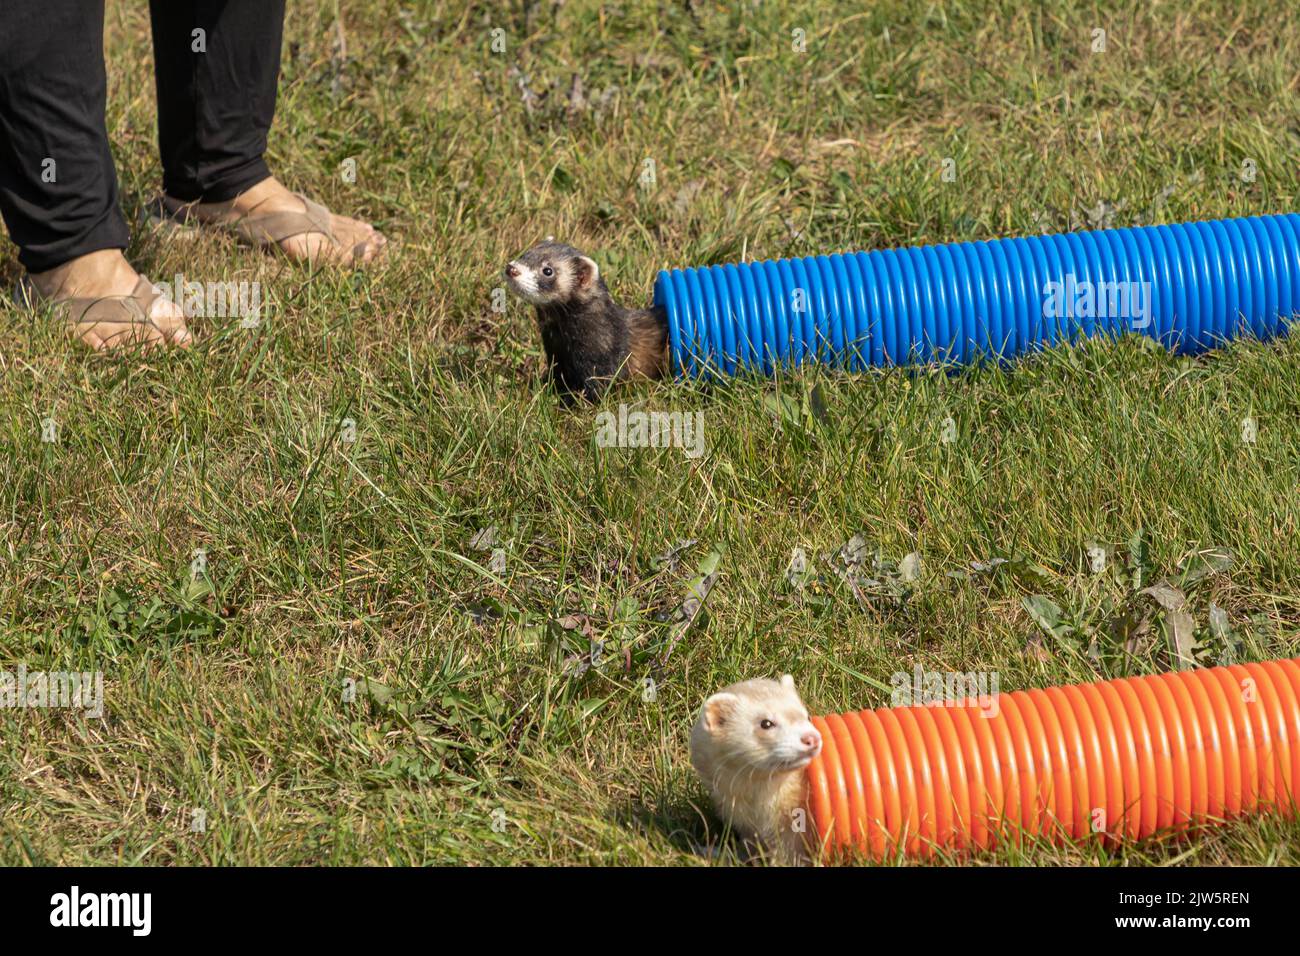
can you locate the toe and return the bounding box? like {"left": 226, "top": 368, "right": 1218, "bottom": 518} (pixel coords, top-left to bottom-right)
{"left": 148, "top": 299, "right": 193, "bottom": 346}
{"left": 356, "top": 231, "right": 389, "bottom": 265}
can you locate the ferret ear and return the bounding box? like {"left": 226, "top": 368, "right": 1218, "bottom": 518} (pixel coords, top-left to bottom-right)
{"left": 701, "top": 692, "right": 739, "bottom": 731}
{"left": 780, "top": 674, "right": 796, "bottom": 690}
{"left": 574, "top": 255, "right": 600, "bottom": 289}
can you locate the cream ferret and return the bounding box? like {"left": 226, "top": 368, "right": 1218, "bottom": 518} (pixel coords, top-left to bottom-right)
{"left": 690, "top": 675, "right": 823, "bottom": 864}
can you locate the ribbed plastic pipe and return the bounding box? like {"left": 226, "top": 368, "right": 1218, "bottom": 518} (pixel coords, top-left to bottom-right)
{"left": 653, "top": 214, "right": 1300, "bottom": 376}
{"left": 806, "top": 658, "right": 1300, "bottom": 860}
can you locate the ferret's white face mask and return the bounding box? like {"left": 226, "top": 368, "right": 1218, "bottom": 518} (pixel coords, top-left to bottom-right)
{"left": 504, "top": 249, "right": 599, "bottom": 307}
{"left": 503, "top": 261, "right": 551, "bottom": 304}
{"left": 755, "top": 674, "right": 823, "bottom": 771}
{"left": 755, "top": 706, "right": 823, "bottom": 771}
{"left": 705, "top": 675, "right": 823, "bottom": 773}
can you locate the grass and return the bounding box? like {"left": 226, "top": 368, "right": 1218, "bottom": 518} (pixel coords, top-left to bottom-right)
{"left": 2, "top": 0, "right": 1300, "bottom": 865}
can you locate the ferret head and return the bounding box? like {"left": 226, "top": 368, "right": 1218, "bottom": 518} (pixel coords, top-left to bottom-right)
{"left": 503, "top": 240, "right": 603, "bottom": 307}
{"left": 692, "top": 675, "right": 822, "bottom": 774}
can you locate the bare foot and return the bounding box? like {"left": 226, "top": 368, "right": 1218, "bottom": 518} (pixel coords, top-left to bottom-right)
{"left": 26, "top": 250, "right": 192, "bottom": 352}
{"left": 161, "top": 176, "right": 387, "bottom": 267}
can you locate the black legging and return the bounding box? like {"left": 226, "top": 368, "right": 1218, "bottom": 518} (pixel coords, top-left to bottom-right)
{"left": 0, "top": 0, "right": 286, "bottom": 273}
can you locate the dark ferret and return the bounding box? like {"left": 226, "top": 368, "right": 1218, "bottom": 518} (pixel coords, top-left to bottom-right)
{"left": 503, "top": 241, "right": 667, "bottom": 401}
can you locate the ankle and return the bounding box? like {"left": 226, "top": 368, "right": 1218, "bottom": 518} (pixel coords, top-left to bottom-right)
{"left": 161, "top": 176, "right": 280, "bottom": 221}
{"left": 28, "top": 249, "right": 137, "bottom": 300}
{"left": 227, "top": 176, "right": 287, "bottom": 214}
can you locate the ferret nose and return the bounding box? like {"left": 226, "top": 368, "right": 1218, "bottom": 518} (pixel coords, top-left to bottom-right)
{"left": 802, "top": 730, "right": 822, "bottom": 752}
{"left": 505, "top": 263, "right": 520, "bottom": 279}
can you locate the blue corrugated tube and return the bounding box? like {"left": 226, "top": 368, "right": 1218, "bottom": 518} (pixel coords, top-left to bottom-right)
{"left": 653, "top": 214, "right": 1300, "bottom": 376}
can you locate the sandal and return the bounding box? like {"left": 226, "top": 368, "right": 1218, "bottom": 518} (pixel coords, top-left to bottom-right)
{"left": 15, "top": 274, "right": 191, "bottom": 350}
{"left": 145, "top": 193, "right": 382, "bottom": 267}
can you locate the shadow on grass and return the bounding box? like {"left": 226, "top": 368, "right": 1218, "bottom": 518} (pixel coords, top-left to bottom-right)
{"left": 609, "top": 790, "right": 760, "bottom": 866}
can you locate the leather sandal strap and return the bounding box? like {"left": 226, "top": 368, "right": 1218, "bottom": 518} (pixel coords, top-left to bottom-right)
{"left": 230, "top": 193, "right": 337, "bottom": 247}
{"left": 47, "top": 275, "right": 163, "bottom": 328}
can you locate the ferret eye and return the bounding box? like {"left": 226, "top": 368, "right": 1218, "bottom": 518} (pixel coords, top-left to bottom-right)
{"left": 542, "top": 266, "right": 554, "bottom": 276}
{"left": 760, "top": 719, "right": 775, "bottom": 730}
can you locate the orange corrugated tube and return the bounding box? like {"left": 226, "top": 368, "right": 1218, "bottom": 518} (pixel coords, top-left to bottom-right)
{"left": 806, "top": 657, "right": 1300, "bottom": 859}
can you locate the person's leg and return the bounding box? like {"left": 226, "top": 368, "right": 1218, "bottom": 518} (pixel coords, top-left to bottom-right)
{"left": 150, "top": 0, "right": 283, "bottom": 203}
{"left": 0, "top": 0, "right": 189, "bottom": 349}
{"left": 149, "top": 0, "right": 386, "bottom": 266}
{"left": 0, "top": 0, "right": 127, "bottom": 273}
